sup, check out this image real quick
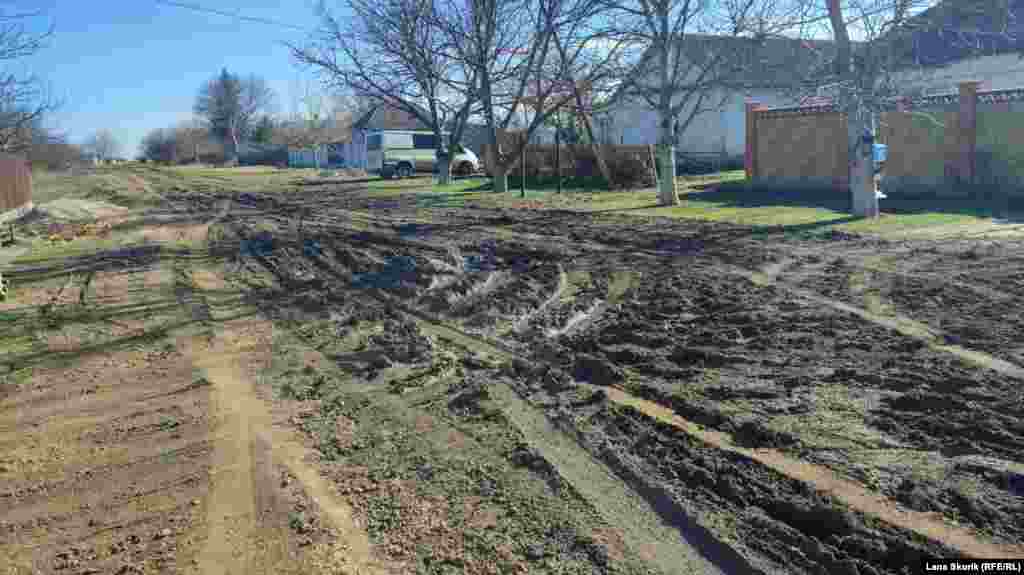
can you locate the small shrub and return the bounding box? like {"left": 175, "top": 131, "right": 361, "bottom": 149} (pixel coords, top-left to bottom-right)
{"left": 605, "top": 152, "right": 654, "bottom": 189}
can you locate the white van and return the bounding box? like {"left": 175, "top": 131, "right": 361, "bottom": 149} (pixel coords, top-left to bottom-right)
{"left": 366, "top": 130, "right": 480, "bottom": 179}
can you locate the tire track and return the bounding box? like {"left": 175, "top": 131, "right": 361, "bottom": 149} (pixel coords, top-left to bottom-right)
{"left": 319, "top": 263, "right": 1024, "bottom": 562}
{"left": 229, "top": 195, "right": 1024, "bottom": 564}
{"left": 510, "top": 263, "right": 567, "bottom": 334}
{"left": 744, "top": 262, "right": 1024, "bottom": 381}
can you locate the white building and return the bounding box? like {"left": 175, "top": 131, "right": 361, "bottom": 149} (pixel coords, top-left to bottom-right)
{"left": 881, "top": 0, "right": 1024, "bottom": 95}
{"left": 599, "top": 35, "right": 836, "bottom": 164}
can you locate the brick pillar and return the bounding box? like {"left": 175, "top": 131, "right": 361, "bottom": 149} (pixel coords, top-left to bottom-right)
{"left": 745, "top": 102, "right": 761, "bottom": 181}
{"left": 958, "top": 81, "right": 981, "bottom": 185}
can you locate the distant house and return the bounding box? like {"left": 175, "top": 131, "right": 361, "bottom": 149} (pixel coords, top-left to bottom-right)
{"left": 85, "top": 154, "right": 124, "bottom": 166}
{"left": 344, "top": 104, "right": 431, "bottom": 171}
{"left": 599, "top": 35, "right": 839, "bottom": 165}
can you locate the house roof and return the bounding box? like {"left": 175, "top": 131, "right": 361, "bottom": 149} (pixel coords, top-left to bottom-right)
{"left": 624, "top": 34, "right": 850, "bottom": 97}
{"left": 683, "top": 34, "right": 842, "bottom": 89}
{"left": 352, "top": 102, "right": 432, "bottom": 131}
{"left": 881, "top": 0, "right": 1022, "bottom": 69}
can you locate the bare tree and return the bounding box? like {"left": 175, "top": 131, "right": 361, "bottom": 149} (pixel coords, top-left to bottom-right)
{"left": 0, "top": 8, "right": 59, "bottom": 154}
{"left": 140, "top": 128, "right": 177, "bottom": 164}
{"left": 291, "top": 0, "right": 478, "bottom": 184}
{"left": 194, "top": 69, "right": 276, "bottom": 164}
{"left": 27, "top": 125, "right": 82, "bottom": 171}
{"left": 83, "top": 129, "right": 120, "bottom": 162}
{"left": 442, "top": 0, "right": 630, "bottom": 192}
{"left": 602, "top": 0, "right": 805, "bottom": 205}
{"left": 173, "top": 120, "right": 208, "bottom": 164}
{"left": 325, "top": 92, "right": 375, "bottom": 143}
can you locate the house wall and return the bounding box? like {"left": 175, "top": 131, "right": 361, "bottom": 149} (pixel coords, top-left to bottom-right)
{"left": 889, "top": 53, "right": 1024, "bottom": 95}
{"left": 346, "top": 130, "right": 368, "bottom": 169}
{"left": 606, "top": 87, "right": 798, "bottom": 159}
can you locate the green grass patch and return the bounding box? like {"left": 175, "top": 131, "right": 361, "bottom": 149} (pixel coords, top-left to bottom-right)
{"left": 0, "top": 334, "right": 38, "bottom": 356}
{"left": 1, "top": 365, "right": 33, "bottom": 387}
{"left": 429, "top": 179, "right": 488, "bottom": 194}
{"left": 443, "top": 174, "right": 1010, "bottom": 239}
{"left": 365, "top": 176, "right": 432, "bottom": 194}
{"left": 10, "top": 234, "right": 140, "bottom": 265}
{"left": 32, "top": 168, "right": 164, "bottom": 207}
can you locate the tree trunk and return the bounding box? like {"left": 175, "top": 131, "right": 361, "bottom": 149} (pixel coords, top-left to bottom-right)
{"left": 435, "top": 126, "right": 452, "bottom": 186}
{"left": 437, "top": 154, "right": 452, "bottom": 186}
{"left": 825, "top": 0, "right": 875, "bottom": 218}
{"left": 227, "top": 132, "right": 239, "bottom": 165}
{"left": 492, "top": 164, "right": 508, "bottom": 194}
{"left": 847, "top": 113, "right": 877, "bottom": 218}
{"left": 657, "top": 118, "right": 678, "bottom": 206}
{"left": 572, "top": 94, "right": 614, "bottom": 189}
{"left": 583, "top": 118, "right": 613, "bottom": 189}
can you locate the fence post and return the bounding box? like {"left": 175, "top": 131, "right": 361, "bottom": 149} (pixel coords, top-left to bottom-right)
{"left": 745, "top": 101, "right": 761, "bottom": 181}
{"left": 649, "top": 144, "right": 659, "bottom": 189}
{"left": 958, "top": 81, "right": 981, "bottom": 186}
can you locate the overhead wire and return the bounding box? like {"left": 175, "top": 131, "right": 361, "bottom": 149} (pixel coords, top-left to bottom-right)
{"left": 153, "top": 0, "right": 313, "bottom": 32}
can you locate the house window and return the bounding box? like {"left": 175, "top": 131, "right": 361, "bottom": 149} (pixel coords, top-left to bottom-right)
{"left": 367, "top": 134, "right": 382, "bottom": 151}
{"left": 413, "top": 134, "right": 437, "bottom": 149}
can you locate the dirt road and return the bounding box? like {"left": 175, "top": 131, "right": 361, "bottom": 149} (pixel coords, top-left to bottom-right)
{"left": 228, "top": 184, "right": 1024, "bottom": 571}
{"left": 3, "top": 172, "right": 1023, "bottom": 574}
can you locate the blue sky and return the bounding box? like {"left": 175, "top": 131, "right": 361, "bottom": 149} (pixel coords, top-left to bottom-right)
{"left": 19, "top": 0, "right": 334, "bottom": 158}
{"left": 15, "top": 1, "right": 926, "bottom": 157}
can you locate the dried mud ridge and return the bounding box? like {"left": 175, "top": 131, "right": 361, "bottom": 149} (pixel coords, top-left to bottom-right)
{"left": 209, "top": 186, "right": 1024, "bottom": 574}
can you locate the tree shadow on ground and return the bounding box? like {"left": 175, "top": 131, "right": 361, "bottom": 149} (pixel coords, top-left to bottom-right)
{"left": 468, "top": 175, "right": 613, "bottom": 193}
{"left": 697, "top": 181, "right": 1024, "bottom": 221}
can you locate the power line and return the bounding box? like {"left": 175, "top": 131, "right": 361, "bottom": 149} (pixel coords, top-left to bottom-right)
{"left": 153, "top": 0, "right": 312, "bottom": 32}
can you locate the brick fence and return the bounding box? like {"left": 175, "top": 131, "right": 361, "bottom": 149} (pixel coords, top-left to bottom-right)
{"left": 746, "top": 101, "right": 848, "bottom": 190}
{"left": 745, "top": 81, "right": 1024, "bottom": 198}
{"left": 881, "top": 83, "right": 1024, "bottom": 198}
{"left": 0, "top": 153, "right": 32, "bottom": 223}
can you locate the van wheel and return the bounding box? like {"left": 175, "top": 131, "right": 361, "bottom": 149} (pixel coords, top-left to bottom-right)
{"left": 396, "top": 163, "right": 413, "bottom": 178}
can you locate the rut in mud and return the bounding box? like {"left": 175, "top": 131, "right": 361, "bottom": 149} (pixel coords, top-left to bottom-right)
{"left": 6, "top": 175, "right": 1024, "bottom": 575}
{"left": 228, "top": 184, "right": 1024, "bottom": 574}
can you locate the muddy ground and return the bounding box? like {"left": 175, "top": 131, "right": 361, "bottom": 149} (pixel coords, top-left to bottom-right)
{"left": 2, "top": 174, "right": 1023, "bottom": 574}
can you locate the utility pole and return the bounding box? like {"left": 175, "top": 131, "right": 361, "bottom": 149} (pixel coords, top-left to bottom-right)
{"left": 521, "top": 131, "right": 527, "bottom": 198}
{"left": 520, "top": 102, "right": 528, "bottom": 198}
{"left": 555, "top": 108, "right": 563, "bottom": 195}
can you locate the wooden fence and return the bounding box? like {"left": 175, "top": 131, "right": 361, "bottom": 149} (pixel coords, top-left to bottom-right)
{"left": 481, "top": 132, "right": 655, "bottom": 187}
{"left": 0, "top": 154, "right": 32, "bottom": 222}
